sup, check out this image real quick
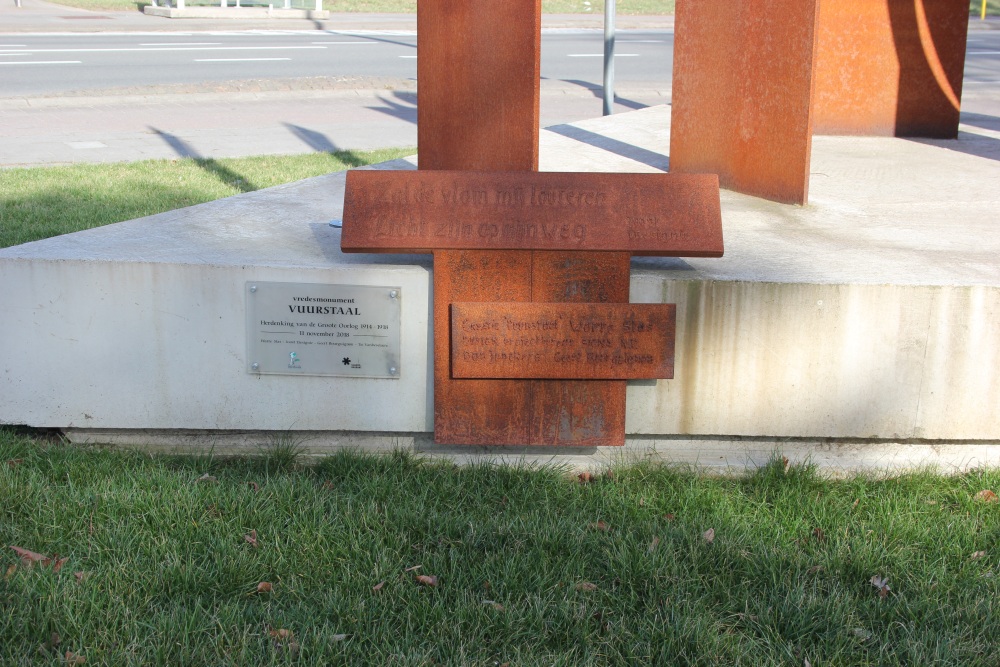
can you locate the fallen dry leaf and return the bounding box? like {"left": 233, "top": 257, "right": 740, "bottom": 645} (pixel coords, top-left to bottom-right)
{"left": 331, "top": 633, "right": 348, "bottom": 641}
{"left": 703, "top": 528, "right": 715, "bottom": 544}
{"left": 194, "top": 473, "right": 217, "bottom": 484}
{"left": 248, "top": 481, "right": 260, "bottom": 492}
{"left": 806, "top": 565, "right": 824, "bottom": 575}
{"left": 648, "top": 537, "right": 660, "bottom": 553}
{"left": 852, "top": 499, "right": 860, "bottom": 509}
{"left": 257, "top": 582, "right": 273, "bottom": 593}
{"left": 975, "top": 489, "right": 999, "bottom": 503}
{"left": 588, "top": 520, "right": 610, "bottom": 532}
{"left": 971, "top": 551, "right": 987, "bottom": 560}
{"left": 6, "top": 459, "right": 23, "bottom": 467}
{"left": 575, "top": 581, "right": 598, "bottom": 592}
{"left": 268, "top": 628, "right": 294, "bottom": 640}
{"left": 9, "top": 546, "right": 66, "bottom": 571}
{"left": 812, "top": 527, "right": 826, "bottom": 543}
{"left": 870, "top": 575, "right": 890, "bottom": 598}
{"left": 73, "top": 571, "right": 88, "bottom": 583}
{"left": 9, "top": 545, "right": 47, "bottom": 566}
{"left": 372, "top": 581, "right": 385, "bottom": 592}
{"left": 782, "top": 457, "right": 791, "bottom": 474}
{"left": 321, "top": 481, "right": 335, "bottom": 491}
{"left": 63, "top": 651, "right": 86, "bottom": 665}
{"left": 663, "top": 513, "right": 675, "bottom": 521}
{"left": 415, "top": 574, "right": 438, "bottom": 587}
{"left": 482, "top": 600, "right": 505, "bottom": 611}
{"left": 5, "top": 563, "right": 16, "bottom": 580}
{"left": 244, "top": 530, "right": 258, "bottom": 548}
{"left": 404, "top": 564, "right": 422, "bottom": 572}
{"left": 851, "top": 627, "right": 872, "bottom": 640}
{"left": 577, "top": 471, "right": 595, "bottom": 483}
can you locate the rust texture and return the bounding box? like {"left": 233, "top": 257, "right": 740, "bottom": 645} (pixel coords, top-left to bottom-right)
{"left": 669, "top": 0, "right": 819, "bottom": 205}
{"left": 451, "top": 302, "right": 676, "bottom": 380}
{"left": 813, "top": 0, "right": 969, "bottom": 138}
{"left": 342, "top": 171, "right": 723, "bottom": 257}
{"left": 417, "top": 0, "right": 622, "bottom": 447}
{"left": 417, "top": 0, "right": 539, "bottom": 171}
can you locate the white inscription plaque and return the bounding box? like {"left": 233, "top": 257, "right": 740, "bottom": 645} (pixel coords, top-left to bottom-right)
{"left": 247, "top": 281, "right": 401, "bottom": 378}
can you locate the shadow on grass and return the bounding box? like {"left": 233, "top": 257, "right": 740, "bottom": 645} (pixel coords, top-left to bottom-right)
{"left": 149, "top": 127, "right": 258, "bottom": 193}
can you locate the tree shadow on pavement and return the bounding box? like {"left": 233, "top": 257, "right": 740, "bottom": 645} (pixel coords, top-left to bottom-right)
{"left": 284, "top": 123, "right": 340, "bottom": 153}
{"left": 365, "top": 92, "right": 417, "bottom": 125}
{"left": 149, "top": 127, "right": 257, "bottom": 193}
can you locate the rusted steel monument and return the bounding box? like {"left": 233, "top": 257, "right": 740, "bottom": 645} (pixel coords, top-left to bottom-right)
{"left": 670, "top": 0, "right": 970, "bottom": 204}
{"left": 341, "top": 0, "right": 724, "bottom": 446}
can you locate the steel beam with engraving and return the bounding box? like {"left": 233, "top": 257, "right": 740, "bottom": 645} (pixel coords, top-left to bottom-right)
{"left": 341, "top": 171, "right": 723, "bottom": 257}
{"left": 451, "top": 302, "right": 676, "bottom": 380}
{"left": 246, "top": 281, "right": 401, "bottom": 378}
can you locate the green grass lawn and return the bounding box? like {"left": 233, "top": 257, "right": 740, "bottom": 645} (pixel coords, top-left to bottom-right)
{"left": 1, "top": 427, "right": 999, "bottom": 665}
{"left": 0, "top": 148, "right": 413, "bottom": 249}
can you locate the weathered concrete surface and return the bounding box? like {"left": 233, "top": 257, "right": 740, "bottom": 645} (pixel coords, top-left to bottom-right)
{"left": 3, "top": 105, "right": 999, "bottom": 468}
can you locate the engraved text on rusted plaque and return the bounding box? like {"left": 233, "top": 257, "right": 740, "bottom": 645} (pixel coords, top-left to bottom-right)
{"left": 451, "top": 302, "right": 676, "bottom": 380}
{"left": 342, "top": 171, "right": 723, "bottom": 256}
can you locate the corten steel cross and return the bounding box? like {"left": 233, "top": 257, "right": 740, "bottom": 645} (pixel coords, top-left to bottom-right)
{"left": 341, "top": 0, "right": 723, "bottom": 447}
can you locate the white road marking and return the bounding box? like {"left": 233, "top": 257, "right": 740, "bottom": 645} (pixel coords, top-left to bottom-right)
{"left": 567, "top": 53, "right": 639, "bottom": 57}
{"left": 617, "top": 40, "right": 666, "bottom": 43}
{"left": 0, "top": 60, "right": 82, "bottom": 65}
{"left": 139, "top": 42, "right": 222, "bottom": 46}
{"left": 0, "top": 53, "right": 30, "bottom": 56}
{"left": 310, "top": 41, "right": 376, "bottom": 45}
{"left": 195, "top": 57, "right": 292, "bottom": 62}
{"left": 67, "top": 141, "right": 108, "bottom": 149}
{"left": 0, "top": 44, "right": 27, "bottom": 47}
{"left": 0, "top": 46, "right": 325, "bottom": 54}
{"left": 969, "top": 51, "right": 1000, "bottom": 55}
{"left": 398, "top": 55, "right": 417, "bottom": 59}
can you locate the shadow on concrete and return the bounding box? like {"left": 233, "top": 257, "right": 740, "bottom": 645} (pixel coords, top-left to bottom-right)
{"left": 284, "top": 123, "right": 340, "bottom": 153}
{"left": 366, "top": 91, "right": 418, "bottom": 125}
{"left": 543, "top": 77, "right": 651, "bottom": 111}
{"left": 543, "top": 123, "right": 668, "bottom": 171}
{"left": 149, "top": 127, "right": 256, "bottom": 193}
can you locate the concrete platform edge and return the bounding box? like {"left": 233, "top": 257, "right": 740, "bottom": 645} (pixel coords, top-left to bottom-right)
{"left": 61, "top": 429, "right": 1000, "bottom": 477}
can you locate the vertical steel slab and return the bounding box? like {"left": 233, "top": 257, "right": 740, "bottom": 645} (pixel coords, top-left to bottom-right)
{"left": 813, "top": 0, "right": 969, "bottom": 138}
{"left": 419, "top": 0, "right": 628, "bottom": 446}
{"left": 669, "top": 0, "right": 820, "bottom": 205}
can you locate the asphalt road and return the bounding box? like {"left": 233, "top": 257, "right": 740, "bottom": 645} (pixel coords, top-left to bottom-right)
{"left": 0, "top": 30, "right": 674, "bottom": 97}
{"left": 1, "top": 15, "right": 998, "bottom": 167}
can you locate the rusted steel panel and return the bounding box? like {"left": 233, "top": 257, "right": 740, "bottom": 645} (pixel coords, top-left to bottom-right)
{"left": 417, "top": 0, "right": 544, "bottom": 447}
{"left": 417, "top": 0, "right": 540, "bottom": 172}
{"left": 452, "top": 302, "right": 676, "bottom": 380}
{"left": 527, "top": 251, "right": 630, "bottom": 447}
{"left": 669, "top": 0, "right": 819, "bottom": 205}
{"left": 814, "top": 0, "right": 968, "bottom": 138}
{"left": 341, "top": 171, "right": 723, "bottom": 257}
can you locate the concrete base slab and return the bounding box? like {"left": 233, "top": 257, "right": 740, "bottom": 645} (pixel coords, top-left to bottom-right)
{"left": 143, "top": 6, "right": 329, "bottom": 19}
{"left": 63, "top": 429, "right": 1000, "bottom": 477}
{"left": 3, "top": 105, "right": 1000, "bottom": 472}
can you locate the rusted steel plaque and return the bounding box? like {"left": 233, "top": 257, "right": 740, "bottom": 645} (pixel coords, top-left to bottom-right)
{"left": 341, "top": 171, "right": 723, "bottom": 257}
{"left": 451, "top": 303, "right": 676, "bottom": 380}
{"left": 813, "top": 0, "right": 968, "bottom": 138}
{"left": 670, "top": 0, "right": 819, "bottom": 205}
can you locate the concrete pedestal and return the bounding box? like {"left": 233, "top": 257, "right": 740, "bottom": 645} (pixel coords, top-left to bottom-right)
{"left": 2, "top": 106, "right": 998, "bottom": 473}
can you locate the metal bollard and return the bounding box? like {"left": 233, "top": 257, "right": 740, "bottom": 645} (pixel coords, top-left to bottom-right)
{"left": 603, "top": 0, "right": 616, "bottom": 115}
